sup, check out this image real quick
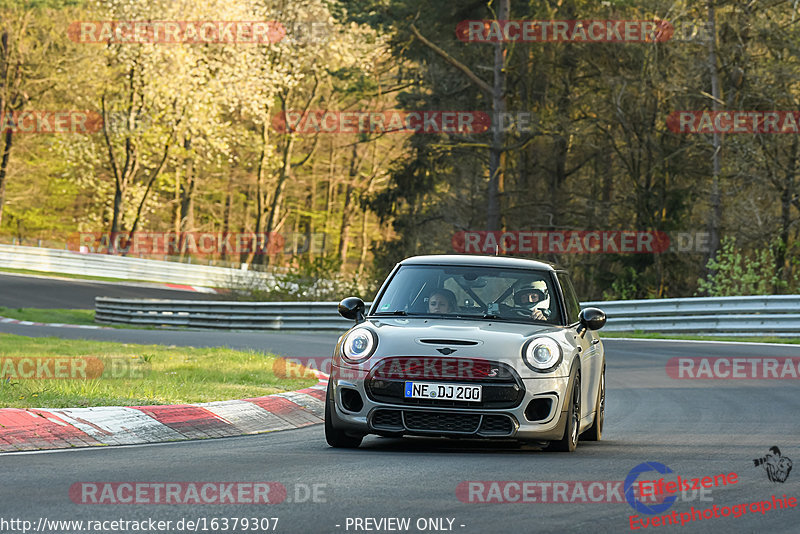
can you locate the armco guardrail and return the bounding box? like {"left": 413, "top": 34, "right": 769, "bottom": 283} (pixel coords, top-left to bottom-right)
{"left": 95, "top": 299, "right": 359, "bottom": 330}
{"left": 584, "top": 296, "right": 800, "bottom": 335}
{"left": 0, "top": 243, "right": 269, "bottom": 287}
{"left": 95, "top": 295, "right": 800, "bottom": 335}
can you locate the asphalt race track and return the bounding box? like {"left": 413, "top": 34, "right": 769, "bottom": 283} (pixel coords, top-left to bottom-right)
{"left": 1, "top": 324, "right": 800, "bottom": 533}
{"left": 0, "top": 272, "right": 231, "bottom": 309}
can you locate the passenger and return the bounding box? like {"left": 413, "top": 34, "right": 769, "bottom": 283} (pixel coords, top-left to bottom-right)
{"left": 428, "top": 289, "right": 458, "bottom": 314}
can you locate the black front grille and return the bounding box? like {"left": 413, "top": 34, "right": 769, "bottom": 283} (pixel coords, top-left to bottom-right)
{"left": 372, "top": 409, "right": 403, "bottom": 430}
{"left": 404, "top": 411, "right": 481, "bottom": 433}
{"left": 366, "top": 357, "right": 525, "bottom": 409}
{"left": 479, "top": 415, "right": 514, "bottom": 435}
{"left": 369, "top": 409, "right": 516, "bottom": 437}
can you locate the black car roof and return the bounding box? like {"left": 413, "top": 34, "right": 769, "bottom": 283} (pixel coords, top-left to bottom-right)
{"left": 399, "top": 254, "right": 557, "bottom": 271}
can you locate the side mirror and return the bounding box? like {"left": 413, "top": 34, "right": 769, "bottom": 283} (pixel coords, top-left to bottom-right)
{"left": 338, "top": 297, "right": 366, "bottom": 323}
{"left": 578, "top": 307, "right": 607, "bottom": 335}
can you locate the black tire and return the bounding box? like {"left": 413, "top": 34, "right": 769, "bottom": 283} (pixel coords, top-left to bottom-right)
{"left": 546, "top": 369, "right": 581, "bottom": 452}
{"left": 582, "top": 365, "right": 604, "bottom": 442}
{"left": 324, "top": 383, "right": 363, "bottom": 448}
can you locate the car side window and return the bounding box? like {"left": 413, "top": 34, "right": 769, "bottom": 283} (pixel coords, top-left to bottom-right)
{"left": 557, "top": 273, "right": 581, "bottom": 325}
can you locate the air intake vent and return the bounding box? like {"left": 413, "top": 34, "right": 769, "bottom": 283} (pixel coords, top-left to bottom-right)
{"left": 419, "top": 339, "right": 479, "bottom": 346}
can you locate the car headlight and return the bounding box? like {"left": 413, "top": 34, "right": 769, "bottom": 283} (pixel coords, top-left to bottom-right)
{"left": 342, "top": 327, "right": 377, "bottom": 364}
{"left": 522, "top": 337, "right": 563, "bottom": 373}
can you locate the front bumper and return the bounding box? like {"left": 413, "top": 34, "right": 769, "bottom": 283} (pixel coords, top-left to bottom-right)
{"left": 328, "top": 363, "right": 570, "bottom": 441}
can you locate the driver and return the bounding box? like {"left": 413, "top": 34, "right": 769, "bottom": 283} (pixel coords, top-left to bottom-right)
{"left": 512, "top": 280, "right": 549, "bottom": 321}
{"left": 428, "top": 288, "right": 458, "bottom": 314}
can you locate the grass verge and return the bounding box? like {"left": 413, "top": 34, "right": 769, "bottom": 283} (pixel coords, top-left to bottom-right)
{"left": 0, "top": 333, "right": 317, "bottom": 409}
{"left": 0, "top": 307, "right": 164, "bottom": 330}
{"left": 601, "top": 331, "right": 800, "bottom": 344}
{"left": 0, "top": 307, "right": 96, "bottom": 326}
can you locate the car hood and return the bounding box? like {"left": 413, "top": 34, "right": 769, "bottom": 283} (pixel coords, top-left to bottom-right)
{"left": 353, "top": 317, "right": 568, "bottom": 365}
{"left": 367, "top": 316, "right": 559, "bottom": 339}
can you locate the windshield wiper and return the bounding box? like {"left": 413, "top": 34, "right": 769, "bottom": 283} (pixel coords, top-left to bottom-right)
{"left": 450, "top": 313, "right": 499, "bottom": 320}
{"left": 372, "top": 310, "right": 408, "bottom": 316}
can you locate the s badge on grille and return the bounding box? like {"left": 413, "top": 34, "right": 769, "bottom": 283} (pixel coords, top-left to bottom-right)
{"left": 488, "top": 368, "right": 499, "bottom": 377}
{"left": 436, "top": 348, "right": 457, "bottom": 355}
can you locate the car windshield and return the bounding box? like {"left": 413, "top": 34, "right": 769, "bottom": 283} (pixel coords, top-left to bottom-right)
{"left": 371, "top": 264, "right": 561, "bottom": 325}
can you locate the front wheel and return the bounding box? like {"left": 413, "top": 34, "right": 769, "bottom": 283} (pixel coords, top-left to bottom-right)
{"left": 546, "top": 370, "right": 581, "bottom": 452}
{"left": 324, "top": 383, "right": 363, "bottom": 448}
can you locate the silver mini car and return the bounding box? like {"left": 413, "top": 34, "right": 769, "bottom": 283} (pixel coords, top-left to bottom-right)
{"left": 325, "top": 255, "right": 607, "bottom": 452}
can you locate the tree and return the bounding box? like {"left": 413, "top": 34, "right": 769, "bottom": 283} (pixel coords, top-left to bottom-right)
{"left": 0, "top": 1, "right": 71, "bottom": 227}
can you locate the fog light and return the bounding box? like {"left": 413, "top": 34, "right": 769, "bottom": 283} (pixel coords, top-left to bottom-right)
{"left": 340, "top": 388, "right": 364, "bottom": 412}
{"left": 525, "top": 398, "right": 553, "bottom": 421}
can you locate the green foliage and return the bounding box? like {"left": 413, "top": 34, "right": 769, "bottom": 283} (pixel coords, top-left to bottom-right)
{"left": 224, "top": 255, "right": 379, "bottom": 302}
{"left": 2, "top": 0, "right": 800, "bottom": 300}
{"left": 697, "top": 237, "right": 784, "bottom": 296}
{"left": 602, "top": 266, "right": 641, "bottom": 301}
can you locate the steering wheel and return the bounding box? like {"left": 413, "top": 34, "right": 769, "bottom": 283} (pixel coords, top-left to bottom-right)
{"left": 511, "top": 307, "right": 551, "bottom": 319}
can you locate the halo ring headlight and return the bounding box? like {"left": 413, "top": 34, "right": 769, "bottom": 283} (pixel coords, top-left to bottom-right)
{"left": 522, "top": 337, "right": 563, "bottom": 373}
{"left": 342, "top": 327, "right": 377, "bottom": 364}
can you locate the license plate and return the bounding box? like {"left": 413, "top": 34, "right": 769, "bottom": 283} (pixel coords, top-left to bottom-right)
{"left": 404, "top": 381, "right": 482, "bottom": 402}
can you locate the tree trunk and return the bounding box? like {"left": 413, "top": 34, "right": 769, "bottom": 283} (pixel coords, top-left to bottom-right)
{"left": 338, "top": 144, "right": 360, "bottom": 270}
{"left": 102, "top": 90, "right": 139, "bottom": 252}
{"left": 704, "top": 0, "right": 723, "bottom": 272}
{"left": 221, "top": 172, "right": 233, "bottom": 261}
{"left": 254, "top": 119, "right": 271, "bottom": 237}
{"left": 487, "top": 0, "right": 509, "bottom": 231}
{"left": 245, "top": 118, "right": 272, "bottom": 265}
{"left": 239, "top": 184, "right": 253, "bottom": 265}
{"left": 338, "top": 183, "right": 354, "bottom": 269}
{"left": 179, "top": 140, "right": 196, "bottom": 232}
{"left": 357, "top": 204, "right": 369, "bottom": 277}
{"left": 173, "top": 165, "right": 181, "bottom": 236}
{"left": 0, "top": 30, "right": 9, "bottom": 228}
{"left": 177, "top": 137, "right": 196, "bottom": 258}
{"left": 776, "top": 137, "right": 798, "bottom": 290}
{"left": 308, "top": 161, "right": 317, "bottom": 261}
{"left": 263, "top": 122, "right": 295, "bottom": 266}
{"left": 126, "top": 140, "right": 172, "bottom": 253}
{"left": 325, "top": 145, "right": 336, "bottom": 238}
{"left": 0, "top": 129, "right": 13, "bottom": 228}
